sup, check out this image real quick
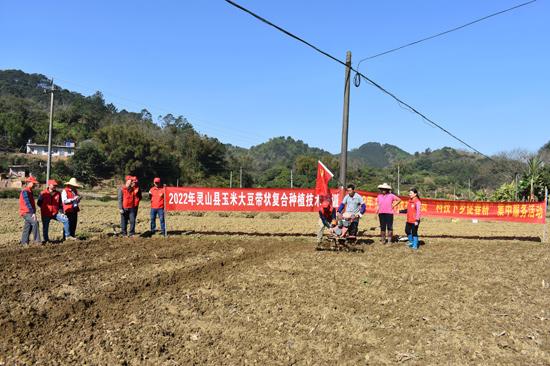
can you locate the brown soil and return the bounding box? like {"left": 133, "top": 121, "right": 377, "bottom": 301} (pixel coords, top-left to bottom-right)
{"left": 1, "top": 233, "right": 550, "bottom": 365}
{"left": 1, "top": 199, "right": 550, "bottom": 364}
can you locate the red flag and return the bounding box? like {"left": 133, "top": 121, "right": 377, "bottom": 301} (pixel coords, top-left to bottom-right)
{"left": 315, "top": 161, "right": 334, "bottom": 197}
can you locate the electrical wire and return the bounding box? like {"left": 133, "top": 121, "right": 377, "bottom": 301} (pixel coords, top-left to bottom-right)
{"left": 355, "top": 0, "right": 536, "bottom": 72}
{"left": 224, "top": 0, "right": 495, "bottom": 160}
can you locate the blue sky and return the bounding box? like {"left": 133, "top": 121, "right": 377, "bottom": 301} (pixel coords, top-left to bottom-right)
{"left": 1, "top": 0, "right": 548, "bottom": 155}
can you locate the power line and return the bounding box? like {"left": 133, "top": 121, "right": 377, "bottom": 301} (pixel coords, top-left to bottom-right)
{"left": 356, "top": 0, "right": 536, "bottom": 69}
{"left": 224, "top": 0, "right": 494, "bottom": 160}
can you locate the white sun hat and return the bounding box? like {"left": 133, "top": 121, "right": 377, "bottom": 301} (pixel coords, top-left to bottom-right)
{"left": 64, "top": 177, "right": 82, "bottom": 188}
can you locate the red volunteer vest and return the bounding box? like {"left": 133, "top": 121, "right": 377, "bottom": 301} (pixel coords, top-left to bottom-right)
{"left": 121, "top": 186, "right": 136, "bottom": 209}
{"left": 320, "top": 207, "right": 334, "bottom": 221}
{"left": 19, "top": 187, "right": 36, "bottom": 216}
{"left": 149, "top": 186, "right": 164, "bottom": 209}
{"left": 39, "top": 189, "right": 61, "bottom": 218}
{"left": 133, "top": 187, "right": 141, "bottom": 207}
{"left": 406, "top": 197, "right": 421, "bottom": 223}
{"left": 63, "top": 187, "right": 80, "bottom": 214}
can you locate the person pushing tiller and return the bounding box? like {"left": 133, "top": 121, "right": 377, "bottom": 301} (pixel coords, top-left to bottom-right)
{"left": 337, "top": 184, "right": 366, "bottom": 239}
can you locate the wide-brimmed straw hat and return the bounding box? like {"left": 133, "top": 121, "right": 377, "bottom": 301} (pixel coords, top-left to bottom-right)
{"left": 64, "top": 177, "right": 82, "bottom": 188}
{"left": 377, "top": 182, "right": 392, "bottom": 190}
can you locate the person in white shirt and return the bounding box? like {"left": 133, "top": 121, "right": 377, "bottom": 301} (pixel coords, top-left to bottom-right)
{"left": 61, "top": 178, "right": 82, "bottom": 239}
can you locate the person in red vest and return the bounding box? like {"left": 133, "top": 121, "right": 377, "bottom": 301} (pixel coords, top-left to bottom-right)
{"left": 19, "top": 176, "right": 41, "bottom": 246}
{"left": 118, "top": 176, "right": 136, "bottom": 236}
{"left": 132, "top": 176, "right": 142, "bottom": 219}
{"left": 62, "top": 178, "right": 82, "bottom": 239}
{"left": 37, "top": 179, "right": 72, "bottom": 242}
{"left": 149, "top": 177, "right": 166, "bottom": 236}
{"left": 317, "top": 199, "right": 336, "bottom": 243}
{"left": 400, "top": 187, "right": 422, "bottom": 250}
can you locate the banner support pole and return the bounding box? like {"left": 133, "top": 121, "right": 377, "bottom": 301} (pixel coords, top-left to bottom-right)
{"left": 164, "top": 185, "right": 168, "bottom": 237}
{"left": 543, "top": 186, "right": 548, "bottom": 243}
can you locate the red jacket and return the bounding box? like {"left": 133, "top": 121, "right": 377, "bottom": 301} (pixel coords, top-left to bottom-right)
{"left": 119, "top": 186, "right": 136, "bottom": 209}
{"left": 149, "top": 186, "right": 165, "bottom": 209}
{"left": 63, "top": 187, "right": 80, "bottom": 214}
{"left": 406, "top": 197, "right": 421, "bottom": 223}
{"left": 38, "top": 189, "right": 62, "bottom": 218}
{"left": 19, "top": 187, "right": 36, "bottom": 216}
{"left": 133, "top": 186, "right": 142, "bottom": 207}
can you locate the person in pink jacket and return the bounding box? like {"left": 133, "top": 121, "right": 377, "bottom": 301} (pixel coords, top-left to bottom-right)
{"left": 375, "top": 182, "right": 401, "bottom": 244}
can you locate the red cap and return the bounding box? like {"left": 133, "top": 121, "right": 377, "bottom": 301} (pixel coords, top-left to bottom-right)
{"left": 153, "top": 177, "right": 161, "bottom": 183}
{"left": 47, "top": 179, "right": 58, "bottom": 186}
{"left": 125, "top": 175, "right": 133, "bottom": 182}
{"left": 26, "top": 176, "right": 39, "bottom": 184}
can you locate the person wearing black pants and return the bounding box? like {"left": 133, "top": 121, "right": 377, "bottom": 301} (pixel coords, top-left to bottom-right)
{"left": 400, "top": 188, "right": 422, "bottom": 250}
{"left": 375, "top": 183, "right": 401, "bottom": 243}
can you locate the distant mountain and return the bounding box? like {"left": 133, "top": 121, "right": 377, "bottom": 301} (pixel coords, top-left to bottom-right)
{"left": 346, "top": 142, "right": 411, "bottom": 168}
{"left": 0, "top": 69, "right": 84, "bottom": 108}
{"left": 248, "top": 136, "right": 333, "bottom": 171}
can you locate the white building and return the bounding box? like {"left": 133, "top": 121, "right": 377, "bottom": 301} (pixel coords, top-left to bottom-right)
{"left": 26, "top": 140, "right": 76, "bottom": 157}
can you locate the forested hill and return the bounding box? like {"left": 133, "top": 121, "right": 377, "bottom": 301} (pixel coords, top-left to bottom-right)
{"left": 346, "top": 142, "right": 411, "bottom": 169}
{"left": 1, "top": 69, "right": 549, "bottom": 200}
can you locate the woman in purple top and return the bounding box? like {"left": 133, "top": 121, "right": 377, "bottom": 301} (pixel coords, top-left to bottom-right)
{"left": 375, "top": 182, "right": 401, "bottom": 244}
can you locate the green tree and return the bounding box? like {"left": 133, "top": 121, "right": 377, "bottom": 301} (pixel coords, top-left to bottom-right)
{"left": 95, "top": 124, "right": 178, "bottom": 186}
{"left": 69, "top": 142, "right": 112, "bottom": 185}
{"left": 523, "top": 156, "right": 545, "bottom": 201}
{"left": 492, "top": 182, "right": 516, "bottom": 201}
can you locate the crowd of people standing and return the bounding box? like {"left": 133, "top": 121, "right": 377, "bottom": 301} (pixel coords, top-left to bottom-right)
{"left": 19, "top": 176, "right": 166, "bottom": 246}
{"left": 317, "top": 183, "right": 422, "bottom": 250}
{"left": 19, "top": 175, "right": 421, "bottom": 249}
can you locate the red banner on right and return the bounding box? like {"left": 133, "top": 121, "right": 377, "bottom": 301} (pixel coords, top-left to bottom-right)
{"left": 359, "top": 191, "right": 547, "bottom": 224}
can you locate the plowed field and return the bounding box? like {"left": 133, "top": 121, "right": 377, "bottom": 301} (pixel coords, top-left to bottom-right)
{"left": 1, "top": 199, "right": 549, "bottom": 365}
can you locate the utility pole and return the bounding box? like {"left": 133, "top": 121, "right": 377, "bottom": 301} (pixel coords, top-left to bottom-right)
{"left": 339, "top": 51, "right": 352, "bottom": 189}
{"left": 46, "top": 78, "right": 55, "bottom": 182}
{"left": 239, "top": 166, "right": 243, "bottom": 188}
{"left": 397, "top": 163, "right": 400, "bottom": 195}
{"left": 290, "top": 168, "right": 293, "bottom": 188}
{"left": 229, "top": 171, "right": 233, "bottom": 188}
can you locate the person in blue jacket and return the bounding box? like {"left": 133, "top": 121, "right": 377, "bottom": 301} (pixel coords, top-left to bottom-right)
{"left": 337, "top": 184, "right": 366, "bottom": 237}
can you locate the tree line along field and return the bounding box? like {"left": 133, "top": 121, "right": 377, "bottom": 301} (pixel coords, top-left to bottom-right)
{"left": 3, "top": 70, "right": 550, "bottom": 201}
{"left": 1, "top": 198, "right": 549, "bottom": 364}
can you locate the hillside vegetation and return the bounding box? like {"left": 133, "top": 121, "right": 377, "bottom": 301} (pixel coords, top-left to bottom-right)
{"left": 1, "top": 69, "right": 548, "bottom": 200}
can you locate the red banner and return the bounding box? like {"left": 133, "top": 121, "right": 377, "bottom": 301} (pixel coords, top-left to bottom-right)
{"left": 165, "top": 187, "right": 342, "bottom": 212}
{"left": 357, "top": 191, "right": 547, "bottom": 224}
{"left": 164, "top": 187, "right": 546, "bottom": 224}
